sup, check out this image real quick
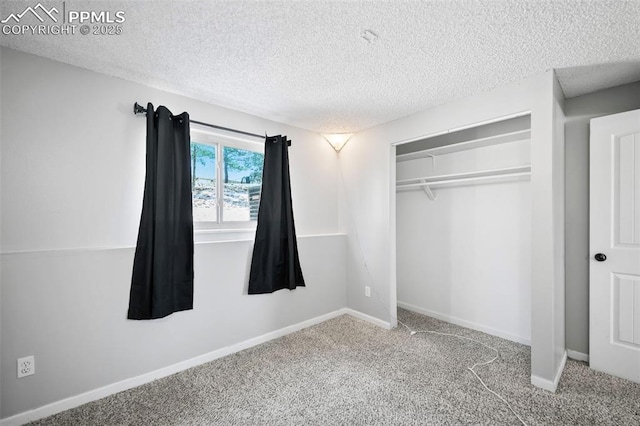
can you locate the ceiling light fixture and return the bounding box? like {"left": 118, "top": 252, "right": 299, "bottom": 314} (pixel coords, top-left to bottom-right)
{"left": 360, "top": 30, "right": 378, "bottom": 43}
{"left": 323, "top": 133, "right": 353, "bottom": 153}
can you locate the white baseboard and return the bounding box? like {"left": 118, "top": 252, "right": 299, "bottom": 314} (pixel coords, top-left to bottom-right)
{"left": 0, "top": 308, "right": 354, "bottom": 426}
{"left": 531, "top": 350, "right": 567, "bottom": 393}
{"left": 397, "top": 301, "right": 531, "bottom": 345}
{"left": 566, "top": 350, "right": 589, "bottom": 363}
{"left": 342, "top": 308, "right": 392, "bottom": 330}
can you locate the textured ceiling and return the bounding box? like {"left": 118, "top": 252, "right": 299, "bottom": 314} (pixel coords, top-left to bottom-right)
{"left": 2, "top": 0, "right": 640, "bottom": 133}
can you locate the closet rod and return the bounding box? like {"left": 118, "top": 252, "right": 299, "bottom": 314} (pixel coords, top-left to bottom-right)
{"left": 133, "top": 102, "right": 290, "bottom": 145}
{"left": 396, "top": 171, "right": 531, "bottom": 190}
{"left": 396, "top": 165, "right": 531, "bottom": 185}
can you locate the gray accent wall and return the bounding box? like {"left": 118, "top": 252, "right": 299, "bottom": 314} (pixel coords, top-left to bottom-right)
{"left": 564, "top": 81, "right": 640, "bottom": 355}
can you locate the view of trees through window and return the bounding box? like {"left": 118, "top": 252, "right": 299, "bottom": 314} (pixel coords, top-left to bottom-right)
{"left": 191, "top": 142, "right": 264, "bottom": 223}
{"left": 222, "top": 146, "right": 263, "bottom": 221}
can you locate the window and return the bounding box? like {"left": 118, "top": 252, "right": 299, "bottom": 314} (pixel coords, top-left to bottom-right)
{"left": 190, "top": 130, "right": 264, "bottom": 229}
{"left": 191, "top": 142, "right": 218, "bottom": 222}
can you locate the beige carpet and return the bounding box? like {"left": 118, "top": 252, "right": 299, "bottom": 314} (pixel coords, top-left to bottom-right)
{"left": 30, "top": 309, "right": 640, "bottom": 425}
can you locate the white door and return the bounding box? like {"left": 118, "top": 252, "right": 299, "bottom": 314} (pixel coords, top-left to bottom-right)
{"left": 590, "top": 109, "right": 640, "bottom": 383}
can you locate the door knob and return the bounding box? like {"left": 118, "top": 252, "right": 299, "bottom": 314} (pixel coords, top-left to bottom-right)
{"left": 594, "top": 253, "right": 607, "bottom": 262}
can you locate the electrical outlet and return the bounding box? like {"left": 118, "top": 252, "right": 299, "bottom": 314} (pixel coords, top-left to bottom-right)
{"left": 17, "top": 356, "right": 35, "bottom": 378}
{"left": 365, "top": 286, "right": 371, "bottom": 297}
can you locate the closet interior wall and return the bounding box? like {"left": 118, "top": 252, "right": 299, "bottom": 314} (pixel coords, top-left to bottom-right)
{"left": 396, "top": 116, "right": 533, "bottom": 344}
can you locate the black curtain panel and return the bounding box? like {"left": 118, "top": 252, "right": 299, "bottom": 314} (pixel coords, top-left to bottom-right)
{"left": 128, "top": 103, "right": 194, "bottom": 319}
{"left": 248, "top": 135, "right": 305, "bottom": 294}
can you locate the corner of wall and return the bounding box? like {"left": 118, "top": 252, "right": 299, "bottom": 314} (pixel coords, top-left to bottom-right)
{"left": 531, "top": 350, "right": 567, "bottom": 393}
{"left": 552, "top": 69, "right": 566, "bottom": 110}
{"left": 336, "top": 148, "right": 349, "bottom": 237}
{"left": 335, "top": 144, "right": 351, "bottom": 310}
{"left": 339, "top": 131, "right": 393, "bottom": 325}
{"left": 388, "top": 143, "right": 397, "bottom": 329}
{"left": 552, "top": 73, "right": 567, "bottom": 377}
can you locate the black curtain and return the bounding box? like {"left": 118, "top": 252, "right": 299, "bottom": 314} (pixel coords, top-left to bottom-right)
{"left": 248, "top": 135, "right": 305, "bottom": 294}
{"left": 128, "top": 103, "right": 194, "bottom": 319}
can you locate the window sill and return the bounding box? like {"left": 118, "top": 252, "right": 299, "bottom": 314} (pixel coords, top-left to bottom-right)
{"left": 194, "top": 227, "right": 256, "bottom": 244}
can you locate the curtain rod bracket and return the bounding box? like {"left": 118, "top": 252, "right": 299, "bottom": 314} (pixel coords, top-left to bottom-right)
{"left": 133, "top": 102, "right": 147, "bottom": 115}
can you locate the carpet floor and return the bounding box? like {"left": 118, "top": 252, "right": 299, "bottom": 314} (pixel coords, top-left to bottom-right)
{"left": 31, "top": 309, "right": 640, "bottom": 425}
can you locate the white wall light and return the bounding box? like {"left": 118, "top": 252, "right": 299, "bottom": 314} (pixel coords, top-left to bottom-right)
{"left": 323, "top": 133, "right": 353, "bottom": 153}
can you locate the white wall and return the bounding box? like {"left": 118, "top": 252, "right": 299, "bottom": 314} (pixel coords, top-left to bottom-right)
{"left": 564, "top": 81, "right": 640, "bottom": 356}
{"left": 396, "top": 141, "right": 532, "bottom": 344}
{"left": 0, "top": 48, "right": 346, "bottom": 419}
{"left": 340, "top": 70, "right": 566, "bottom": 390}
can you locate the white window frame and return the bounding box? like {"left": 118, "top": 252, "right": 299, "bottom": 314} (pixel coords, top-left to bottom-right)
{"left": 190, "top": 127, "right": 264, "bottom": 236}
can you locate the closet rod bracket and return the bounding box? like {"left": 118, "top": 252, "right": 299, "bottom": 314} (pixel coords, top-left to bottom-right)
{"left": 420, "top": 179, "right": 436, "bottom": 200}
{"left": 425, "top": 153, "right": 436, "bottom": 171}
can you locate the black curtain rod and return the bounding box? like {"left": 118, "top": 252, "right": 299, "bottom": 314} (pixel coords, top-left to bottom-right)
{"left": 133, "top": 102, "right": 272, "bottom": 141}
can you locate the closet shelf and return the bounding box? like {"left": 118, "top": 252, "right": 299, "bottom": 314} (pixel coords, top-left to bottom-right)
{"left": 396, "top": 129, "right": 531, "bottom": 163}
{"left": 396, "top": 165, "right": 531, "bottom": 192}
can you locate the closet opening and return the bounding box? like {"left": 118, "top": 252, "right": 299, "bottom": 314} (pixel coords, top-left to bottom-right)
{"left": 395, "top": 114, "right": 532, "bottom": 345}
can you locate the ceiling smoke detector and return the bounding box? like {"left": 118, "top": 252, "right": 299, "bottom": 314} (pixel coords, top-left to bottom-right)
{"left": 360, "top": 30, "right": 378, "bottom": 43}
